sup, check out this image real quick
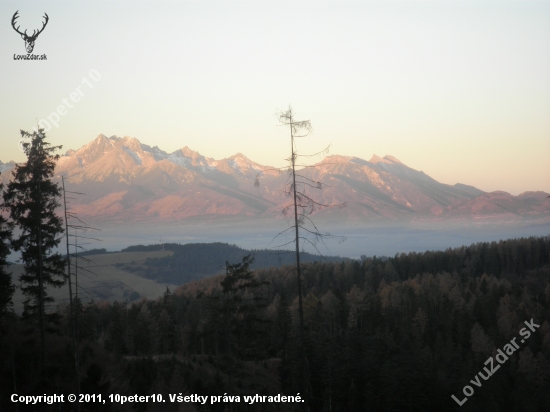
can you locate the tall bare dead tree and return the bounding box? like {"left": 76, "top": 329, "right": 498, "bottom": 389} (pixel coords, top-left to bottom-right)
{"left": 61, "top": 177, "right": 101, "bottom": 410}
{"left": 255, "top": 106, "right": 345, "bottom": 408}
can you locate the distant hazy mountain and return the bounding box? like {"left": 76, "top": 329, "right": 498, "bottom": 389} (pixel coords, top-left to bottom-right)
{"left": 1, "top": 134, "right": 549, "bottom": 224}
{"left": 0, "top": 160, "right": 16, "bottom": 175}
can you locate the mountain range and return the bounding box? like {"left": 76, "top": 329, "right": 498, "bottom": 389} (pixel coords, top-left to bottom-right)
{"left": 1, "top": 134, "right": 549, "bottom": 224}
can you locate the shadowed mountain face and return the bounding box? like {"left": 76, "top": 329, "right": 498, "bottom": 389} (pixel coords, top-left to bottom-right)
{"left": 1, "top": 134, "right": 549, "bottom": 224}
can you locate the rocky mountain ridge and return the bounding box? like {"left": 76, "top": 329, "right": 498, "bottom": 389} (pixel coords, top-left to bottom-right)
{"left": 1, "top": 134, "right": 548, "bottom": 224}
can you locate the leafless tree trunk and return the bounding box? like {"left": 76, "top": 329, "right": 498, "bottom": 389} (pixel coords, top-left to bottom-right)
{"left": 255, "top": 106, "right": 345, "bottom": 410}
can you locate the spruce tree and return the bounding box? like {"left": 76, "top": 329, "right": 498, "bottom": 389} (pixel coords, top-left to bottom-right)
{"left": 219, "top": 255, "right": 268, "bottom": 358}
{"left": 2, "top": 128, "right": 65, "bottom": 361}
{"left": 0, "top": 181, "right": 15, "bottom": 318}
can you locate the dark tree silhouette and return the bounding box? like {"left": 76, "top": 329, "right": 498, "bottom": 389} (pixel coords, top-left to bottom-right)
{"left": 0, "top": 180, "right": 14, "bottom": 318}
{"left": 2, "top": 128, "right": 65, "bottom": 364}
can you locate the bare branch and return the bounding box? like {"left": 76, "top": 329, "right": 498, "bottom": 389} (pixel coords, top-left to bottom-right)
{"left": 296, "top": 144, "right": 331, "bottom": 158}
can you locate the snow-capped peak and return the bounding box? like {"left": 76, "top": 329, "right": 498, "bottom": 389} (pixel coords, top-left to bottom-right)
{"left": 0, "top": 160, "right": 16, "bottom": 174}
{"left": 369, "top": 154, "right": 402, "bottom": 165}
{"left": 227, "top": 153, "right": 266, "bottom": 173}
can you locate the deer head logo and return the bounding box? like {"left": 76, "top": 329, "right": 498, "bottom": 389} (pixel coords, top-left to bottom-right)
{"left": 11, "top": 11, "right": 49, "bottom": 54}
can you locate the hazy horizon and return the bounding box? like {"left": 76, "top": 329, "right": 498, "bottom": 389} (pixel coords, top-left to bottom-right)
{"left": 7, "top": 216, "right": 550, "bottom": 263}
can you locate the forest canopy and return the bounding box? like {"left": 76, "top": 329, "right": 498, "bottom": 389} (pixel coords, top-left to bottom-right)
{"left": 1, "top": 235, "right": 549, "bottom": 411}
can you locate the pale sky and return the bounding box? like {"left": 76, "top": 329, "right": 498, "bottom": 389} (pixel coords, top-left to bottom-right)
{"left": 1, "top": 0, "right": 549, "bottom": 195}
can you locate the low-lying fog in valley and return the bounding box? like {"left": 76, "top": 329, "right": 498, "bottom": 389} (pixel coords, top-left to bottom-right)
{"left": 92, "top": 218, "right": 550, "bottom": 259}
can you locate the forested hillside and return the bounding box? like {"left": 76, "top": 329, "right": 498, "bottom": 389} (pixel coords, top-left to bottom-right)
{"left": 116, "top": 242, "right": 346, "bottom": 284}
{"left": 1, "top": 236, "right": 549, "bottom": 411}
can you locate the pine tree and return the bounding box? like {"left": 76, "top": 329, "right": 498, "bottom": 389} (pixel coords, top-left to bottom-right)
{"left": 219, "top": 255, "right": 268, "bottom": 358}
{"left": 0, "top": 181, "right": 15, "bottom": 318}
{"left": 2, "top": 128, "right": 65, "bottom": 361}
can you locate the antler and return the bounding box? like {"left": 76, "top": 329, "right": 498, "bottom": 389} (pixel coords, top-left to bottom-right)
{"left": 29, "top": 13, "right": 49, "bottom": 39}
{"left": 11, "top": 11, "right": 26, "bottom": 37}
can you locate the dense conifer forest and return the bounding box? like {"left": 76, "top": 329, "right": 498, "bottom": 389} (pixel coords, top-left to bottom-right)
{"left": 1, "top": 235, "right": 549, "bottom": 411}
